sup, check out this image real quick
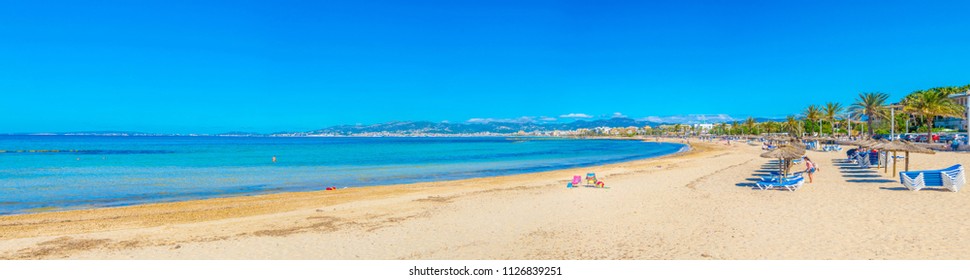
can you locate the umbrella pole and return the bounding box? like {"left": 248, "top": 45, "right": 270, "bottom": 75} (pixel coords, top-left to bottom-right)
{"left": 784, "top": 159, "right": 789, "bottom": 177}
{"left": 892, "top": 151, "right": 897, "bottom": 177}
{"left": 781, "top": 159, "right": 786, "bottom": 177}
{"left": 780, "top": 159, "right": 784, "bottom": 178}
{"left": 787, "top": 159, "right": 792, "bottom": 177}
{"left": 905, "top": 151, "right": 910, "bottom": 172}
{"left": 884, "top": 151, "right": 888, "bottom": 174}
{"left": 877, "top": 152, "right": 882, "bottom": 169}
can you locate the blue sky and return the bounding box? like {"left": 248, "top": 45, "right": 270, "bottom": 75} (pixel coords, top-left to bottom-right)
{"left": 2, "top": 0, "right": 969, "bottom": 133}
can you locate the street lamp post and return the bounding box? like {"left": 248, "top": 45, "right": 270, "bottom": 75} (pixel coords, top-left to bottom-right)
{"left": 846, "top": 112, "right": 851, "bottom": 139}
{"left": 887, "top": 104, "right": 904, "bottom": 141}
{"left": 890, "top": 106, "right": 895, "bottom": 141}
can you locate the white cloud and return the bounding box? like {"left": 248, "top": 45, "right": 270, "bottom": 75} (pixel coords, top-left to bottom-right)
{"left": 539, "top": 116, "right": 557, "bottom": 122}
{"left": 559, "top": 113, "right": 592, "bottom": 119}
{"left": 466, "top": 118, "right": 494, "bottom": 124}
{"left": 611, "top": 112, "right": 627, "bottom": 118}
{"left": 466, "top": 116, "right": 536, "bottom": 124}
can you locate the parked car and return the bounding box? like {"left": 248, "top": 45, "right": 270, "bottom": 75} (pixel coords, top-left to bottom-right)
{"left": 913, "top": 134, "right": 937, "bottom": 143}
{"left": 955, "top": 133, "right": 969, "bottom": 144}
{"left": 939, "top": 134, "right": 956, "bottom": 142}
{"left": 873, "top": 134, "right": 901, "bottom": 141}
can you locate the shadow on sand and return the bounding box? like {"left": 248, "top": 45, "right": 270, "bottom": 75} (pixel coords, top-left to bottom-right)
{"left": 841, "top": 174, "right": 883, "bottom": 178}
{"left": 735, "top": 182, "right": 758, "bottom": 189}
{"left": 878, "top": 186, "right": 950, "bottom": 192}
{"left": 846, "top": 179, "right": 896, "bottom": 183}
{"left": 840, "top": 170, "right": 877, "bottom": 174}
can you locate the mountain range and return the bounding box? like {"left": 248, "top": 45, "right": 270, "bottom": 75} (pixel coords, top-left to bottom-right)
{"left": 299, "top": 115, "right": 787, "bottom": 136}
{"left": 303, "top": 117, "right": 660, "bottom": 135}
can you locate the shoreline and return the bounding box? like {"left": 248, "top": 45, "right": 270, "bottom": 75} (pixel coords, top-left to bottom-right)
{"left": 0, "top": 140, "right": 697, "bottom": 241}
{"left": 3, "top": 139, "right": 969, "bottom": 260}
{"left": 1, "top": 138, "right": 689, "bottom": 216}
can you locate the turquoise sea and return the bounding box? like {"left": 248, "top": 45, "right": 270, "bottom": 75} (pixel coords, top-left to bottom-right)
{"left": 0, "top": 136, "right": 686, "bottom": 215}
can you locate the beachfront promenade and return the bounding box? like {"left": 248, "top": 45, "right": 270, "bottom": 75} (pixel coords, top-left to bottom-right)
{"left": 1, "top": 139, "right": 968, "bottom": 259}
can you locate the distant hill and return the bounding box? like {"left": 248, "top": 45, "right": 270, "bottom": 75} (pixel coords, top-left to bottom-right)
{"left": 296, "top": 117, "right": 664, "bottom": 135}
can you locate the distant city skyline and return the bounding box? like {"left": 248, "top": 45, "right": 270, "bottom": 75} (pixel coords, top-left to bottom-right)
{"left": 2, "top": 1, "right": 969, "bottom": 134}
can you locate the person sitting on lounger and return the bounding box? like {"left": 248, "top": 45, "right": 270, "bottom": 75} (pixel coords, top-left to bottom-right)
{"left": 803, "top": 156, "right": 818, "bottom": 183}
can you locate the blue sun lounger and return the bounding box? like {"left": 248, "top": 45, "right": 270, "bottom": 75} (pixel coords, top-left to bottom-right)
{"left": 756, "top": 176, "right": 805, "bottom": 191}
{"left": 768, "top": 170, "right": 805, "bottom": 177}
{"left": 761, "top": 173, "right": 803, "bottom": 182}
{"left": 868, "top": 151, "right": 880, "bottom": 166}
{"left": 899, "top": 164, "right": 965, "bottom": 192}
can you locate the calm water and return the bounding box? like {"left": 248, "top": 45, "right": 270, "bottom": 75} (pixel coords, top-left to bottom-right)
{"left": 0, "top": 136, "right": 686, "bottom": 214}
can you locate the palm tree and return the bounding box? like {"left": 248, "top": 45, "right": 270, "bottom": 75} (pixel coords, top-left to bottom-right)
{"left": 849, "top": 92, "right": 890, "bottom": 138}
{"left": 823, "top": 102, "right": 843, "bottom": 136}
{"left": 959, "top": 84, "right": 970, "bottom": 93}
{"left": 744, "top": 117, "right": 756, "bottom": 135}
{"left": 803, "top": 105, "right": 822, "bottom": 137}
{"left": 763, "top": 121, "right": 779, "bottom": 134}
{"left": 783, "top": 115, "right": 802, "bottom": 137}
{"left": 902, "top": 88, "right": 966, "bottom": 143}
{"left": 757, "top": 122, "right": 771, "bottom": 134}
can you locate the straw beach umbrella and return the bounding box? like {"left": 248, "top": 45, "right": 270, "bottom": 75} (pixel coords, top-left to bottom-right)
{"left": 856, "top": 139, "right": 880, "bottom": 148}
{"left": 787, "top": 140, "right": 807, "bottom": 149}
{"left": 872, "top": 140, "right": 935, "bottom": 176}
{"left": 760, "top": 145, "right": 806, "bottom": 177}
{"left": 767, "top": 135, "right": 803, "bottom": 147}
{"left": 835, "top": 139, "right": 858, "bottom": 146}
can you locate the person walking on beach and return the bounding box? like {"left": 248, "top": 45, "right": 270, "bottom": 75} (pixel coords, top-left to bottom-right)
{"left": 803, "top": 156, "right": 818, "bottom": 183}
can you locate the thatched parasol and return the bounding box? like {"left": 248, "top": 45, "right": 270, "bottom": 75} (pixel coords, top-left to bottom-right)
{"left": 760, "top": 145, "right": 806, "bottom": 177}
{"left": 760, "top": 146, "right": 806, "bottom": 159}
{"left": 835, "top": 139, "right": 857, "bottom": 146}
{"left": 855, "top": 139, "right": 880, "bottom": 148}
{"left": 872, "top": 140, "right": 935, "bottom": 175}
{"left": 817, "top": 136, "right": 838, "bottom": 145}
{"left": 767, "top": 135, "right": 798, "bottom": 143}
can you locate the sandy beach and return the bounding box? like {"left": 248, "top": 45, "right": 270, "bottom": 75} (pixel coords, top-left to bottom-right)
{"left": 1, "top": 140, "right": 968, "bottom": 260}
